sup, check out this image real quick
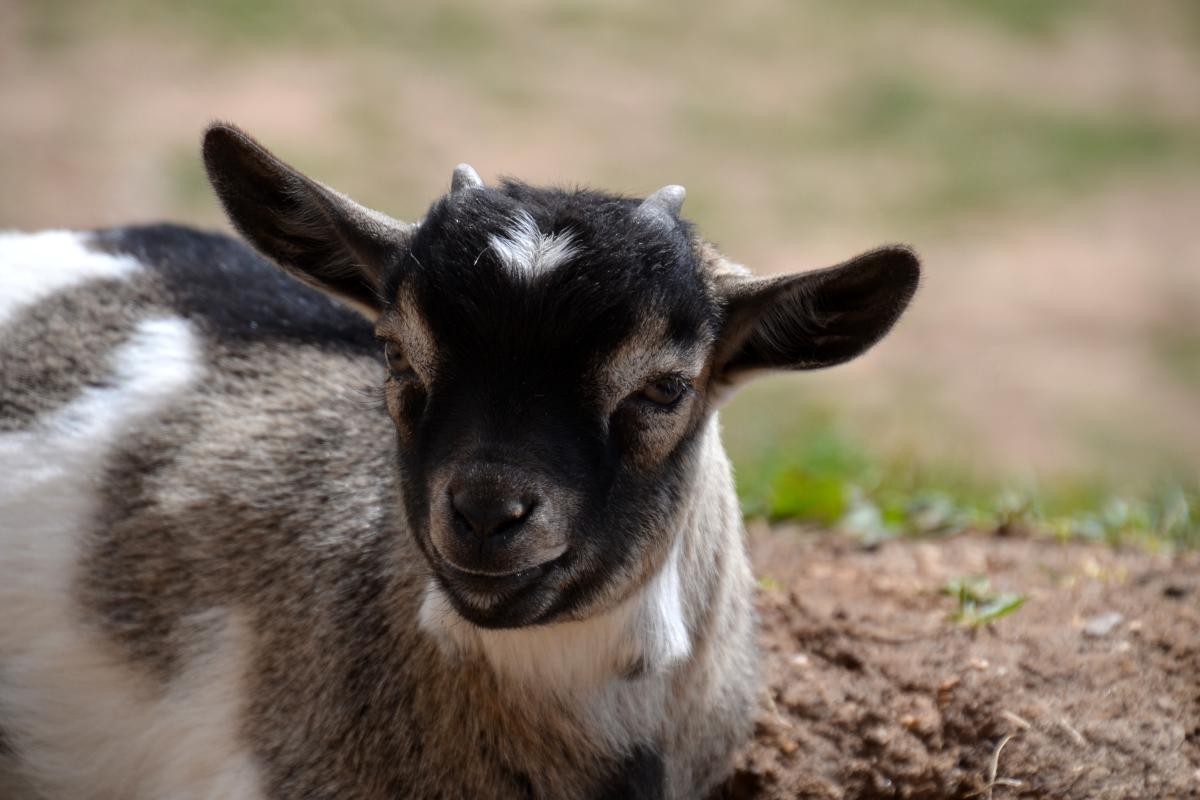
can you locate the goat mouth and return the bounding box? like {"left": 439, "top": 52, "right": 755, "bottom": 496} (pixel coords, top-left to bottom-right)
{"left": 445, "top": 561, "right": 543, "bottom": 578}
{"left": 429, "top": 539, "right": 568, "bottom": 592}
{"left": 441, "top": 562, "right": 547, "bottom": 594}
{"left": 434, "top": 554, "right": 567, "bottom": 627}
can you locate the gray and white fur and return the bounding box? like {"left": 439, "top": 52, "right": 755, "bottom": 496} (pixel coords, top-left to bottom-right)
{"left": 0, "top": 123, "right": 920, "bottom": 799}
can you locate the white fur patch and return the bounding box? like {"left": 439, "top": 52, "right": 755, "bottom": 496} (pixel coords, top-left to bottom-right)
{"left": 419, "top": 536, "right": 691, "bottom": 693}
{"left": 0, "top": 318, "right": 266, "bottom": 799}
{"left": 0, "top": 230, "right": 141, "bottom": 326}
{"left": 487, "top": 211, "right": 577, "bottom": 277}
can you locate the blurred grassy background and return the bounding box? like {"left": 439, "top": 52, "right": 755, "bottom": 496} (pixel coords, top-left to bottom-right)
{"left": 2, "top": 0, "right": 1198, "bottom": 545}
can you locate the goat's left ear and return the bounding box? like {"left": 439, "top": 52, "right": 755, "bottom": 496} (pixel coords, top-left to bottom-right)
{"left": 712, "top": 246, "right": 920, "bottom": 389}
{"left": 202, "top": 122, "right": 416, "bottom": 320}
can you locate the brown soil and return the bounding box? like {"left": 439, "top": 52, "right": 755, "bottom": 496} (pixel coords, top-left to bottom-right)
{"left": 731, "top": 526, "right": 1200, "bottom": 799}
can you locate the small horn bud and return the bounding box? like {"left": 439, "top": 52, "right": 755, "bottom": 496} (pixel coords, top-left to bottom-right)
{"left": 636, "top": 184, "right": 686, "bottom": 227}
{"left": 451, "top": 163, "right": 484, "bottom": 194}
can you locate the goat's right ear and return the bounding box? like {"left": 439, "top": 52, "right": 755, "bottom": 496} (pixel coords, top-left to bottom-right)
{"left": 710, "top": 245, "right": 920, "bottom": 395}
{"left": 202, "top": 122, "right": 415, "bottom": 319}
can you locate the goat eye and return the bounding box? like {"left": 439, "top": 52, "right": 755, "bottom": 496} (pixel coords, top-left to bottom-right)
{"left": 639, "top": 376, "right": 689, "bottom": 407}
{"left": 383, "top": 342, "right": 415, "bottom": 380}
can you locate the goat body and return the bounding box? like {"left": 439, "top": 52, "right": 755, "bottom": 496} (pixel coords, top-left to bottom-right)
{"left": 0, "top": 125, "right": 918, "bottom": 799}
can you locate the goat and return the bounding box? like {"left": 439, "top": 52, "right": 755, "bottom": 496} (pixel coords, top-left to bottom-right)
{"left": 0, "top": 123, "right": 919, "bottom": 799}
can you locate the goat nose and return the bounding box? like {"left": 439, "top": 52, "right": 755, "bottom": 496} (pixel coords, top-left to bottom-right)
{"left": 450, "top": 486, "right": 533, "bottom": 539}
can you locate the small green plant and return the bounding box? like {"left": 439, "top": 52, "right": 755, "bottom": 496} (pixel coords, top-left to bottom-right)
{"left": 943, "top": 576, "right": 1027, "bottom": 627}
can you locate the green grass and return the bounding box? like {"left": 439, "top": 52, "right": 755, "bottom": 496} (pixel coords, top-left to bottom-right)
{"left": 908, "top": 0, "right": 1094, "bottom": 39}
{"left": 1151, "top": 320, "right": 1200, "bottom": 390}
{"left": 728, "top": 402, "right": 1200, "bottom": 552}
{"left": 26, "top": 0, "right": 498, "bottom": 60}
{"left": 30, "top": 0, "right": 1200, "bottom": 233}
{"left": 680, "top": 78, "right": 1200, "bottom": 227}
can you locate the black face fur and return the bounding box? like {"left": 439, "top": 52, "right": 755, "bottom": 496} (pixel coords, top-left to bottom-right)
{"left": 376, "top": 183, "right": 720, "bottom": 627}
{"left": 202, "top": 122, "right": 921, "bottom": 629}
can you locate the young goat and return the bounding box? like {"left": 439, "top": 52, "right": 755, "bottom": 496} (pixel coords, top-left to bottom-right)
{"left": 0, "top": 124, "right": 919, "bottom": 799}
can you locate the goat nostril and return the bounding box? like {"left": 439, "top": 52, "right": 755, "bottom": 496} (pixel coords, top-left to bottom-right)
{"left": 449, "top": 488, "right": 533, "bottom": 539}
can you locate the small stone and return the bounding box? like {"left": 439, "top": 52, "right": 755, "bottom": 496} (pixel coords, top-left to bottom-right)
{"left": 936, "top": 676, "right": 960, "bottom": 710}
{"left": 969, "top": 658, "right": 990, "bottom": 671}
{"left": 1083, "top": 612, "right": 1124, "bottom": 637}
{"left": 790, "top": 653, "right": 810, "bottom": 667}
{"left": 864, "top": 726, "right": 890, "bottom": 746}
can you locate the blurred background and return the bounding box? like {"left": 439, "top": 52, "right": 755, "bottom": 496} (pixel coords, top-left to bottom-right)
{"left": 3, "top": 0, "right": 1198, "bottom": 544}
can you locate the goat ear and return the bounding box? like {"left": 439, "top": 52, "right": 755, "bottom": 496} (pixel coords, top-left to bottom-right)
{"left": 202, "top": 122, "right": 415, "bottom": 319}
{"left": 712, "top": 245, "right": 919, "bottom": 390}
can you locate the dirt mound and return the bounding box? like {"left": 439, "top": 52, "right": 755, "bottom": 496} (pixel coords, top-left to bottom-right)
{"left": 731, "top": 526, "right": 1200, "bottom": 799}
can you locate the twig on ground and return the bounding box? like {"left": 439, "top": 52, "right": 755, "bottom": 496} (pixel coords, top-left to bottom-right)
{"left": 967, "top": 733, "right": 1023, "bottom": 800}
{"left": 1057, "top": 716, "right": 1088, "bottom": 747}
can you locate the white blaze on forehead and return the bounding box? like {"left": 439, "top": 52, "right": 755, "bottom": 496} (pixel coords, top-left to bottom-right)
{"left": 0, "top": 230, "right": 142, "bottom": 326}
{"left": 487, "top": 210, "right": 577, "bottom": 277}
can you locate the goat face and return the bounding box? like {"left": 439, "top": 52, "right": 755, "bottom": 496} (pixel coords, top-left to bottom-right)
{"left": 202, "top": 123, "right": 920, "bottom": 630}
{"left": 375, "top": 186, "right": 720, "bottom": 628}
